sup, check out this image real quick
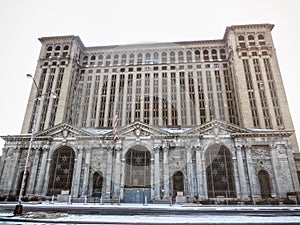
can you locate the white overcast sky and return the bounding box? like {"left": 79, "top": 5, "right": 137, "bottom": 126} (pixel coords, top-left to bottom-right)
{"left": 0, "top": 0, "right": 299, "bottom": 151}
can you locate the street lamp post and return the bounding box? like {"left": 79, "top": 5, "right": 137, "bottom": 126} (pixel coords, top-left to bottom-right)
{"left": 14, "top": 74, "right": 56, "bottom": 215}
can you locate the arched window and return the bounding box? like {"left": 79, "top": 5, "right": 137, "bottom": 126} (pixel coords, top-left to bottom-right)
{"left": 203, "top": 50, "right": 209, "bottom": 61}
{"left": 125, "top": 146, "right": 151, "bottom": 187}
{"left": 145, "top": 52, "right": 151, "bottom": 64}
{"left": 195, "top": 50, "right": 201, "bottom": 62}
{"left": 129, "top": 53, "right": 135, "bottom": 64}
{"left": 186, "top": 51, "right": 192, "bottom": 62}
{"left": 162, "top": 52, "right": 167, "bottom": 63}
{"left": 172, "top": 171, "right": 184, "bottom": 197}
{"left": 92, "top": 172, "right": 103, "bottom": 197}
{"left": 16, "top": 171, "right": 29, "bottom": 198}
{"left": 211, "top": 49, "right": 218, "bottom": 60}
{"left": 258, "top": 170, "right": 271, "bottom": 198}
{"left": 83, "top": 56, "right": 88, "bottom": 66}
{"left": 153, "top": 52, "right": 159, "bottom": 64}
{"left": 113, "top": 54, "right": 119, "bottom": 66}
{"left": 105, "top": 54, "right": 111, "bottom": 66}
{"left": 47, "top": 147, "right": 75, "bottom": 195}
{"left": 46, "top": 46, "right": 53, "bottom": 58}
{"left": 63, "top": 45, "right": 69, "bottom": 57}
{"left": 121, "top": 54, "right": 127, "bottom": 65}
{"left": 248, "top": 35, "right": 255, "bottom": 46}
{"left": 170, "top": 51, "right": 176, "bottom": 63}
{"left": 137, "top": 53, "right": 143, "bottom": 64}
{"left": 220, "top": 49, "right": 226, "bottom": 60}
{"left": 98, "top": 55, "right": 103, "bottom": 66}
{"left": 205, "top": 145, "right": 236, "bottom": 198}
{"left": 238, "top": 35, "right": 246, "bottom": 48}
{"left": 178, "top": 51, "right": 184, "bottom": 63}
{"left": 258, "top": 34, "right": 265, "bottom": 46}
{"left": 90, "top": 55, "right": 96, "bottom": 65}
{"left": 54, "top": 46, "right": 61, "bottom": 57}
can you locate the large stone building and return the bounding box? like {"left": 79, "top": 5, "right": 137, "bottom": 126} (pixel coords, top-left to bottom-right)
{"left": 1, "top": 24, "right": 300, "bottom": 203}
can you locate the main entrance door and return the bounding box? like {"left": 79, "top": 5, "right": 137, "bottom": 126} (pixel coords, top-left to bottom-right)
{"left": 124, "top": 146, "right": 151, "bottom": 203}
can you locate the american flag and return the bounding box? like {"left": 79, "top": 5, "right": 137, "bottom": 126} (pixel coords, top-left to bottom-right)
{"left": 113, "top": 114, "right": 119, "bottom": 142}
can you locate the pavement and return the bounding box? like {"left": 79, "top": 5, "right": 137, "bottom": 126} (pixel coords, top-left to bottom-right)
{"left": 0, "top": 201, "right": 300, "bottom": 224}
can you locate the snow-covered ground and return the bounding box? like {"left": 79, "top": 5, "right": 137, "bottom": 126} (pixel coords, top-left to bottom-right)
{"left": 1, "top": 202, "right": 300, "bottom": 224}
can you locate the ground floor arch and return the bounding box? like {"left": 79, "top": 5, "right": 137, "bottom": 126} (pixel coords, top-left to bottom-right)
{"left": 205, "top": 145, "right": 236, "bottom": 198}
{"left": 123, "top": 146, "right": 151, "bottom": 203}
{"left": 172, "top": 171, "right": 184, "bottom": 197}
{"left": 47, "top": 146, "right": 75, "bottom": 196}
{"left": 258, "top": 170, "right": 272, "bottom": 198}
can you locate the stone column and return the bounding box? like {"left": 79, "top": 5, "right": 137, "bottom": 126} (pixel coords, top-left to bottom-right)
{"left": 236, "top": 145, "right": 248, "bottom": 200}
{"left": 286, "top": 147, "right": 300, "bottom": 192}
{"left": 186, "top": 146, "right": 194, "bottom": 197}
{"left": 154, "top": 147, "right": 160, "bottom": 200}
{"left": 232, "top": 156, "right": 241, "bottom": 199}
{"left": 120, "top": 157, "right": 126, "bottom": 200}
{"left": 105, "top": 146, "right": 113, "bottom": 200}
{"left": 270, "top": 144, "right": 283, "bottom": 198}
{"left": 201, "top": 156, "right": 208, "bottom": 198}
{"left": 35, "top": 148, "right": 49, "bottom": 196}
{"left": 27, "top": 148, "right": 41, "bottom": 195}
{"left": 245, "top": 145, "right": 259, "bottom": 197}
{"left": 113, "top": 147, "right": 122, "bottom": 199}
{"left": 81, "top": 148, "right": 91, "bottom": 196}
{"left": 163, "top": 147, "right": 170, "bottom": 200}
{"left": 73, "top": 148, "right": 83, "bottom": 197}
{"left": 150, "top": 157, "right": 154, "bottom": 200}
{"left": 195, "top": 146, "right": 203, "bottom": 199}
{"left": 42, "top": 158, "right": 51, "bottom": 196}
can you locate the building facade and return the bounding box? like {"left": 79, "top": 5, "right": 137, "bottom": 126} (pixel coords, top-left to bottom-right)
{"left": 1, "top": 24, "right": 300, "bottom": 203}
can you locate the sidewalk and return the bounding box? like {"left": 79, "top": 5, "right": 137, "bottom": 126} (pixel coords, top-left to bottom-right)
{"left": 0, "top": 202, "right": 300, "bottom": 224}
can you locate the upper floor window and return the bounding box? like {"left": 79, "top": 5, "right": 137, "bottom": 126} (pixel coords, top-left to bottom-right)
{"left": 220, "top": 49, "right": 226, "bottom": 60}
{"left": 238, "top": 35, "right": 246, "bottom": 48}
{"left": 178, "top": 51, "right": 184, "bottom": 63}
{"left": 195, "top": 50, "right": 201, "bottom": 62}
{"left": 211, "top": 49, "right": 217, "bottom": 60}
{"left": 162, "top": 52, "right": 167, "bottom": 63}
{"left": 258, "top": 34, "right": 266, "bottom": 46}
{"left": 170, "top": 51, "right": 175, "bottom": 63}
{"left": 203, "top": 50, "right": 209, "bottom": 61}
{"left": 186, "top": 51, "right": 192, "bottom": 62}
{"left": 248, "top": 35, "right": 255, "bottom": 46}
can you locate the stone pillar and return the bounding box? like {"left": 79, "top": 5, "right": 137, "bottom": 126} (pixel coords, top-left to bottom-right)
{"left": 81, "top": 148, "right": 91, "bottom": 196}
{"left": 270, "top": 144, "right": 283, "bottom": 198}
{"left": 105, "top": 146, "right": 113, "bottom": 200}
{"left": 113, "top": 147, "right": 122, "bottom": 199}
{"left": 232, "top": 156, "right": 241, "bottom": 199}
{"left": 195, "top": 146, "right": 203, "bottom": 199}
{"left": 27, "top": 148, "right": 41, "bottom": 195}
{"left": 186, "top": 146, "right": 194, "bottom": 198}
{"left": 35, "top": 148, "right": 49, "bottom": 196}
{"left": 245, "top": 146, "right": 259, "bottom": 197}
{"left": 163, "top": 147, "right": 170, "bottom": 200}
{"left": 150, "top": 157, "right": 154, "bottom": 200}
{"left": 42, "top": 158, "right": 51, "bottom": 196}
{"left": 72, "top": 148, "right": 83, "bottom": 197}
{"left": 236, "top": 145, "right": 248, "bottom": 200}
{"left": 201, "top": 156, "right": 208, "bottom": 198}
{"left": 154, "top": 147, "right": 160, "bottom": 200}
{"left": 120, "top": 157, "right": 126, "bottom": 200}
{"left": 286, "top": 147, "right": 300, "bottom": 192}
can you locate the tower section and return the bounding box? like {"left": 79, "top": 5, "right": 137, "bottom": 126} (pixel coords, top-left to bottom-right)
{"left": 21, "top": 36, "right": 84, "bottom": 134}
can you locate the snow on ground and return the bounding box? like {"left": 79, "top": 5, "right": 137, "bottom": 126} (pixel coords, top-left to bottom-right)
{"left": 1, "top": 202, "right": 300, "bottom": 224}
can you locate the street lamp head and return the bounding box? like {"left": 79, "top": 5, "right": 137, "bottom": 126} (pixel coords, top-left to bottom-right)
{"left": 26, "top": 74, "right": 33, "bottom": 78}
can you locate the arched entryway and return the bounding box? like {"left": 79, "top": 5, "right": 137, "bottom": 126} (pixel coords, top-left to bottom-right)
{"left": 124, "top": 146, "right": 151, "bottom": 203}
{"left": 47, "top": 146, "right": 75, "bottom": 196}
{"left": 205, "top": 145, "right": 236, "bottom": 198}
{"left": 172, "top": 171, "right": 184, "bottom": 198}
{"left": 258, "top": 170, "right": 271, "bottom": 198}
{"left": 16, "top": 171, "right": 29, "bottom": 198}
{"left": 92, "top": 172, "right": 103, "bottom": 198}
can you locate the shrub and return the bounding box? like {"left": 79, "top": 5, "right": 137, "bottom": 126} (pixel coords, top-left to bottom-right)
{"left": 283, "top": 198, "right": 296, "bottom": 204}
